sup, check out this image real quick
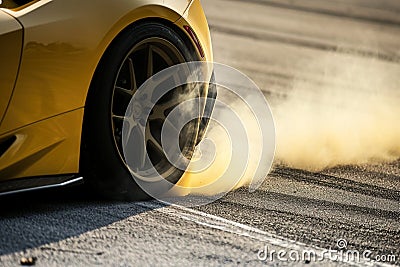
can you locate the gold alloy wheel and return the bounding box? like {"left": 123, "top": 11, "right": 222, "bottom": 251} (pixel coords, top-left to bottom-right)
{"left": 111, "top": 37, "right": 199, "bottom": 181}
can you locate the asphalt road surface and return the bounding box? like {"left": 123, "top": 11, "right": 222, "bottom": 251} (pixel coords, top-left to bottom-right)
{"left": 1, "top": 0, "right": 400, "bottom": 266}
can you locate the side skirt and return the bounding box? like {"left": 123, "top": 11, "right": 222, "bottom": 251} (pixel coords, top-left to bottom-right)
{"left": 0, "top": 175, "right": 83, "bottom": 197}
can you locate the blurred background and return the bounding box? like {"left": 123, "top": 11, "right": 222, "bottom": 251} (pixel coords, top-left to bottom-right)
{"left": 203, "top": 0, "right": 400, "bottom": 171}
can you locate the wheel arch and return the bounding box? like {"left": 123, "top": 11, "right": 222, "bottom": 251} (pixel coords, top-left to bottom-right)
{"left": 85, "top": 14, "right": 199, "bottom": 108}
{"left": 79, "top": 15, "right": 200, "bottom": 172}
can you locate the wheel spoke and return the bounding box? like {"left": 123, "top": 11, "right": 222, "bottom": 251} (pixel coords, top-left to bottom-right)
{"left": 123, "top": 119, "right": 147, "bottom": 170}
{"left": 150, "top": 96, "right": 181, "bottom": 120}
{"left": 112, "top": 114, "right": 128, "bottom": 121}
{"left": 113, "top": 114, "right": 129, "bottom": 148}
{"left": 147, "top": 45, "right": 153, "bottom": 78}
{"left": 150, "top": 105, "right": 165, "bottom": 120}
{"left": 127, "top": 57, "right": 137, "bottom": 92}
{"left": 136, "top": 126, "right": 147, "bottom": 169}
{"left": 146, "top": 124, "right": 164, "bottom": 155}
{"left": 115, "top": 86, "right": 134, "bottom": 97}
{"left": 113, "top": 114, "right": 137, "bottom": 146}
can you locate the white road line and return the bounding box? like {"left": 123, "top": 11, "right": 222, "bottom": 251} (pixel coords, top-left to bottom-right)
{"left": 137, "top": 201, "right": 392, "bottom": 267}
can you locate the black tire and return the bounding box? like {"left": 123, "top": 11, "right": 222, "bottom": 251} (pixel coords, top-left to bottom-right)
{"left": 81, "top": 22, "right": 200, "bottom": 201}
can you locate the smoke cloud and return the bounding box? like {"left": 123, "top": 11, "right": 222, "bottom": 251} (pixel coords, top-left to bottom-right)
{"left": 273, "top": 52, "right": 400, "bottom": 171}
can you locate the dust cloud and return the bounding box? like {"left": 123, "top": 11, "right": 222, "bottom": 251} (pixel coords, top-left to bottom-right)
{"left": 177, "top": 52, "right": 400, "bottom": 198}
{"left": 178, "top": 91, "right": 268, "bottom": 195}
{"left": 273, "top": 52, "right": 400, "bottom": 171}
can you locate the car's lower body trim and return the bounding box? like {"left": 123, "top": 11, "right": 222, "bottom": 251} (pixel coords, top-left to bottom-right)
{"left": 0, "top": 175, "right": 83, "bottom": 197}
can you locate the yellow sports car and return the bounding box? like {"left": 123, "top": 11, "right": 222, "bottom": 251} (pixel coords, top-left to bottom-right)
{"left": 0, "top": 0, "right": 214, "bottom": 200}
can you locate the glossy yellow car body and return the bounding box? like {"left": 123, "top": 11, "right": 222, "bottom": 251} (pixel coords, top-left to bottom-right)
{"left": 0, "top": 0, "right": 212, "bottom": 182}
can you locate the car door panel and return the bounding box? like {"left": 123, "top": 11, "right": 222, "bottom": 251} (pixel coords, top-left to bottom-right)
{"left": 0, "top": 10, "right": 22, "bottom": 126}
